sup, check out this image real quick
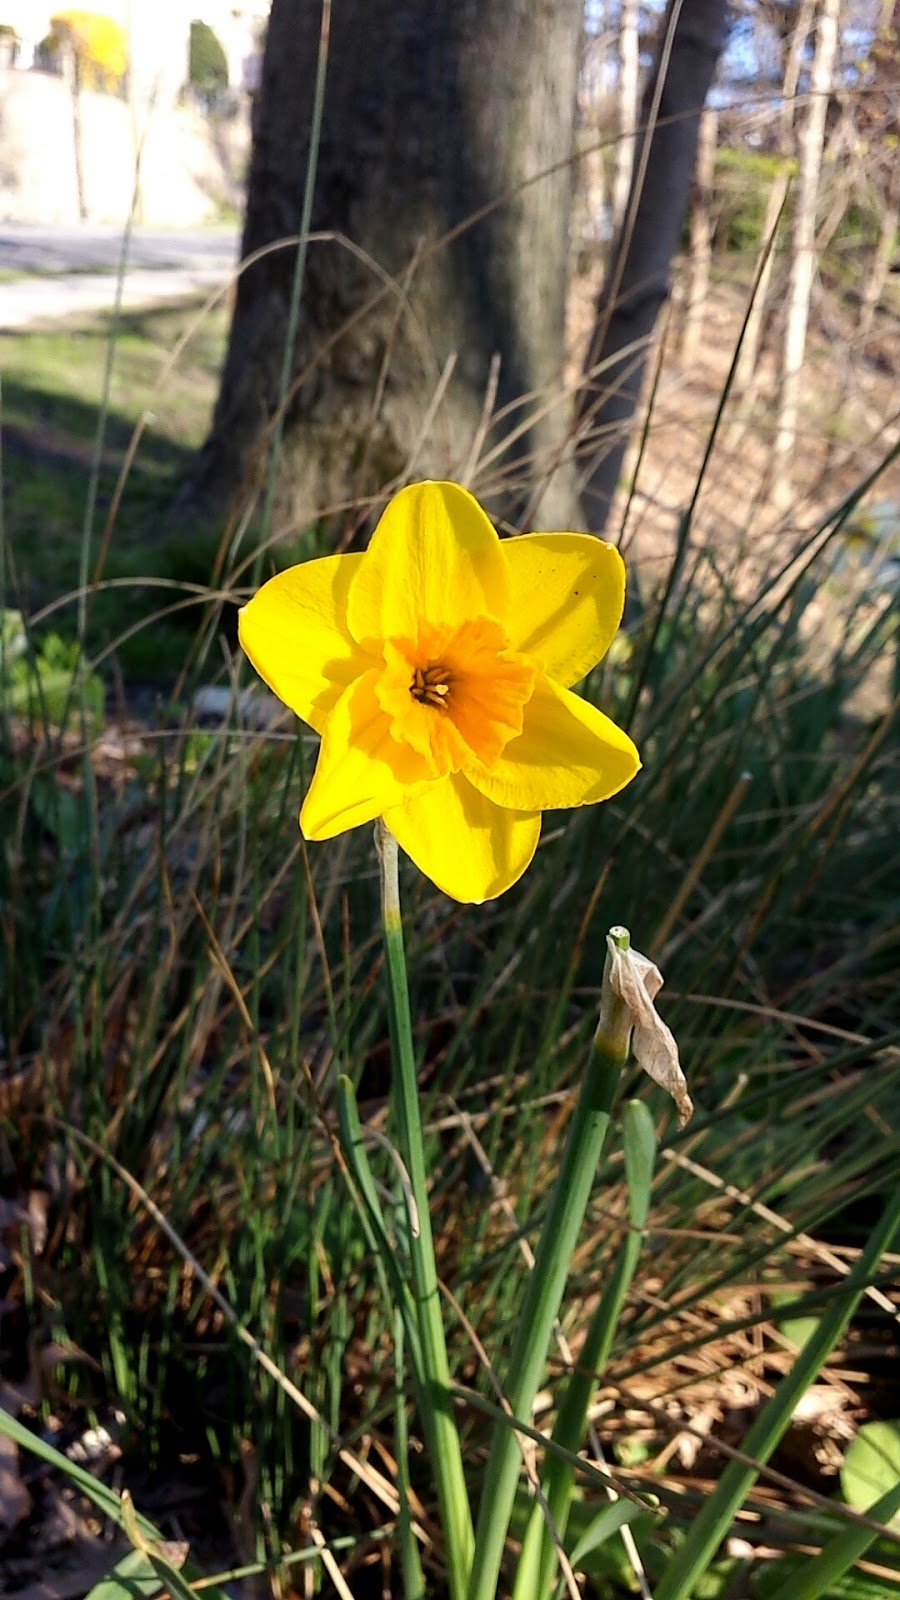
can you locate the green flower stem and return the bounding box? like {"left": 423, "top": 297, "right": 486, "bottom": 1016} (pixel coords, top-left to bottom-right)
{"left": 376, "top": 822, "right": 474, "bottom": 1600}
{"left": 513, "top": 1097, "right": 657, "bottom": 1600}
{"left": 467, "top": 928, "right": 633, "bottom": 1600}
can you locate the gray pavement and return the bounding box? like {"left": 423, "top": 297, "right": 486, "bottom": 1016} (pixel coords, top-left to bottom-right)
{"left": 0, "top": 223, "right": 240, "bottom": 330}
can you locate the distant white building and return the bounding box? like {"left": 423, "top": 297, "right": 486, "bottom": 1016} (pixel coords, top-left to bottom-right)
{"left": 1, "top": 3, "right": 53, "bottom": 68}
{"left": 0, "top": 1, "right": 269, "bottom": 99}
{"left": 0, "top": 0, "right": 269, "bottom": 224}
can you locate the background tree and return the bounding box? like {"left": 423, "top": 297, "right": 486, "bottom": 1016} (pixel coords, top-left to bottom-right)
{"left": 772, "top": 0, "right": 841, "bottom": 496}
{"left": 693, "top": 0, "right": 895, "bottom": 430}
{"left": 187, "top": 0, "right": 585, "bottom": 533}
{"left": 46, "top": 8, "right": 127, "bottom": 92}
{"left": 610, "top": 0, "right": 640, "bottom": 235}
{"left": 731, "top": 0, "right": 816, "bottom": 394}
{"left": 188, "top": 18, "right": 229, "bottom": 106}
{"left": 191, "top": 0, "right": 735, "bottom": 541}
{"left": 44, "top": 10, "right": 128, "bottom": 220}
{"left": 575, "top": 0, "right": 731, "bottom": 530}
{"left": 855, "top": 0, "right": 899, "bottom": 336}
{"left": 679, "top": 103, "right": 718, "bottom": 364}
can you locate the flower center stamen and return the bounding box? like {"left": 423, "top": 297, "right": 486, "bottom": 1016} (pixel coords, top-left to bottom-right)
{"left": 411, "top": 663, "right": 452, "bottom": 709}
{"left": 376, "top": 616, "right": 536, "bottom": 777}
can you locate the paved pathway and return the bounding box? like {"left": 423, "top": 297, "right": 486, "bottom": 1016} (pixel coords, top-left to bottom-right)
{"left": 0, "top": 223, "right": 239, "bottom": 330}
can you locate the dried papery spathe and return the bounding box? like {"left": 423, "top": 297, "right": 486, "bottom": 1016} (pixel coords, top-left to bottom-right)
{"left": 605, "top": 931, "right": 693, "bottom": 1127}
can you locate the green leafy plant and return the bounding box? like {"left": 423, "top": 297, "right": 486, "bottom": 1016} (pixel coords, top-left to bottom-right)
{"left": 1, "top": 608, "right": 104, "bottom": 729}
{"left": 713, "top": 147, "right": 796, "bottom": 254}
{"left": 842, "top": 1423, "right": 900, "bottom": 1530}
{"left": 45, "top": 8, "right": 127, "bottom": 92}
{"left": 188, "top": 18, "right": 229, "bottom": 99}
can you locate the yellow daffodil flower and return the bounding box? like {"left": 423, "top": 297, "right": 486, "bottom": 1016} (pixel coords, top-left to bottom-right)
{"left": 239, "top": 480, "right": 640, "bottom": 902}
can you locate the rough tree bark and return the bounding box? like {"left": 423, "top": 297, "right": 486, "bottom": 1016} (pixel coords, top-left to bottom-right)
{"left": 576, "top": 0, "right": 731, "bottom": 532}
{"left": 772, "top": 0, "right": 841, "bottom": 499}
{"left": 185, "top": 0, "right": 584, "bottom": 533}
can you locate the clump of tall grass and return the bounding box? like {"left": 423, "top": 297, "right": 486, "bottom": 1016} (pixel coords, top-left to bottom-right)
{"left": 1, "top": 239, "right": 899, "bottom": 1599}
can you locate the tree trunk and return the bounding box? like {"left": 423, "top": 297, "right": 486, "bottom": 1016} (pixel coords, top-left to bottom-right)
{"left": 857, "top": 0, "right": 900, "bottom": 338}
{"left": 65, "top": 47, "right": 88, "bottom": 223}
{"left": 858, "top": 185, "right": 899, "bottom": 338}
{"left": 576, "top": 0, "right": 730, "bottom": 533}
{"left": 772, "top": 0, "right": 841, "bottom": 501}
{"left": 185, "top": 0, "right": 583, "bottom": 535}
{"left": 124, "top": 3, "right": 145, "bottom": 226}
{"left": 732, "top": 0, "right": 816, "bottom": 395}
{"left": 679, "top": 105, "right": 718, "bottom": 366}
{"left": 610, "top": 0, "right": 640, "bottom": 237}
{"left": 814, "top": 104, "right": 855, "bottom": 255}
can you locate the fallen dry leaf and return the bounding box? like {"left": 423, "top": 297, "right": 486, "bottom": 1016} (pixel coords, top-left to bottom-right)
{"left": 0, "top": 1427, "right": 30, "bottom": 1531}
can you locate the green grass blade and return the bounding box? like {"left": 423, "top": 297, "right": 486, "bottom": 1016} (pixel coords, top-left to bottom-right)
{"left": 0, "top": 1405, "right": 156, "bottom": 1537}
{"left": 76, "top": 215, "right": 134, "bottom": 647}
{"left": 0, "top": 1409, "right": 229, "bottom": 1600}
{"left": 335, "top": 1071, "right": 422, "bottom": 1370}
{"left": 119, "top": 1493, "right": 206, "bottom": 1600}
{"left": 764, "top": 1480, "right": 900, "bottom": 1600}
{"left": 377, "top": 823, "right": 474, "bottom": 1599}
{"left": 336, "top": 1071, "right": 392, "bottom": 1241}
{"left": 84, "top": 1549, "right": 166, "bottom": 1600}
{"left": 468, "top": 930, "right": 633, "bottom": 1600}
{"left": 653, "top": 1186, "right": 900, "bottom": 1600}
{"left": 257, "top": 0, "right": 332, "bottom": 563}
{"left": 568, "top": 1499, "right": 654, "bottom": 1570}
{"left": 514, "top": 1098, "right": 656, "bottom": 1599}
{"left": 395, "top": 1308, "right": 428, "bottom": 1600}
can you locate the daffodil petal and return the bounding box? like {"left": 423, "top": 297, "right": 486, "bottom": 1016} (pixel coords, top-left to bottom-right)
{"left": 347, "top": 481, "right": 510, "bottom": 649}
{"left": 239, "top": 553, "right": 367, "bottom": 733}
{"left": 301, "top": 671, "right": 434, "bottom": 840}
{"left": 384, "top": 774, "right": 540, "bottom": 902}
{"left": 466, "top": 674, "right": 639, "bottom": 812}
{"left": 503, "top": 533, "right": 626, "bottom": 686}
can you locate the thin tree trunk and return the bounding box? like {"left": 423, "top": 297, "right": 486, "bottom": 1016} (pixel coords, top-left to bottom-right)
{"left": 124, "top": 0, "right": 145, "bottom": 224}
{"left": 611, "top": 0, "right": 640, "bottom": 236}
{"left": 184, "top": 0, "right": 583, "bottom": 534}
{"left": 813, "top": 104, "right": 853, "bottom": 254}
{"left": 733, "top": 0, "right": 816, "bottom": 394}
{"left": 680, "top": 105, "right": 717, "bottom": 366}
{"left": 858, "top": 186, "right": 899, "bottom": 337}
{"left": 772, "top": 0, "right": 841, "bottom": 500}
{"left": 857, "top": 0, "right": 899, "bottom": 337}
{"left": 65, "top": 47, "right": 88, "bottom": 222}
{"left": 71, "top": 88, "right": 87, "bottom": 222}
{"left": 576, "top": 0, "right": 730, "bottom": 532}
